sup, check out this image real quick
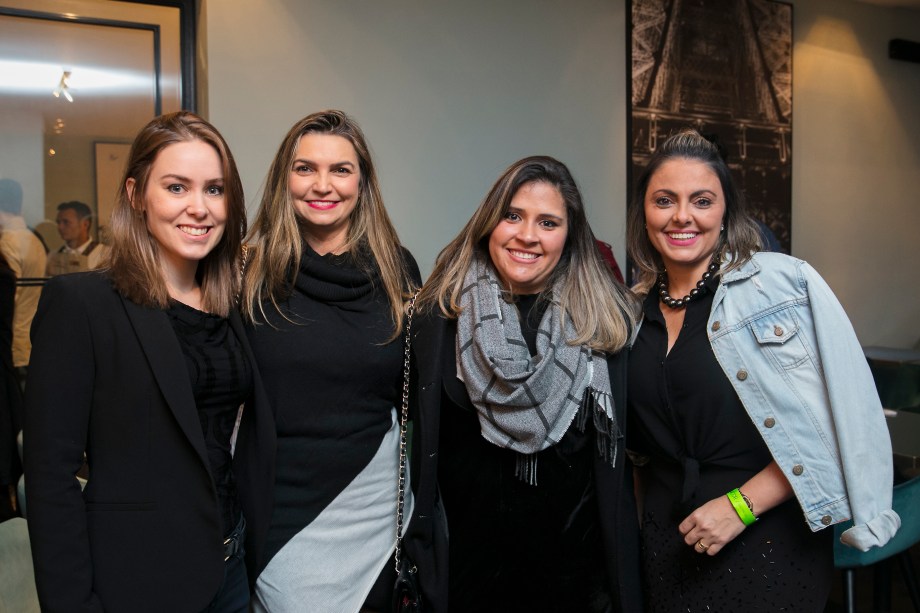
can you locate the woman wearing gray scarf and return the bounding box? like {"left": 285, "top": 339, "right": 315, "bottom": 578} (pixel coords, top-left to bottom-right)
{"left": 413, "top": 156, "right": 642, "bottom": 612}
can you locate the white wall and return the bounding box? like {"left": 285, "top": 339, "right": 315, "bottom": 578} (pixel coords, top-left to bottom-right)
{"left": 793, "top": 0, "right": 920, "bottom": 347}
{"left": 203, "top": 0, "right": 629, "bottom": 277}
{"left": 203, "top": 0, "right": 920, "bottom": 348}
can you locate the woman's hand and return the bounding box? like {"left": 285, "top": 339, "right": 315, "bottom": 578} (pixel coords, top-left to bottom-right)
{"left": 678, "top": 495, "right": 747, "bottom": 556}
{"left": 678, "top": 461, "right": 795, "bottom": 556}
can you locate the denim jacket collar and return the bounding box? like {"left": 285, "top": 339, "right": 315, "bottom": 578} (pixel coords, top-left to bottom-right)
{"left": 719, "top": 255, "right": 760, "bottom": 283}
{"left": 711, "top": 254, "right": 760, "bottom": 316}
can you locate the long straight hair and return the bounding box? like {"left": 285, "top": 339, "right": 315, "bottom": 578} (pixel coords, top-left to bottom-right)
{"left": 626, "top": 128, "right": 763, "bottom": 294}
{"left": 108, "top": 111, "right": 246, "bottom": 317}
{"left": 418, "top": 156, "right": 637, "bottom": 352}
{"left": 241, "top": 110, "right": 416, "bottom": 335}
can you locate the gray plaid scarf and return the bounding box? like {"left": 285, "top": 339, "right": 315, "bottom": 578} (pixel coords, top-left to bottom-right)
{"left": 456, "top": 253, "right": 620, "bottom": 484}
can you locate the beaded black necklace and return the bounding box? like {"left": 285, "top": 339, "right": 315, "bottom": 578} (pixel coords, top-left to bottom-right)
{"left": 657, "top": 256, "right": 720, "bottom": 309}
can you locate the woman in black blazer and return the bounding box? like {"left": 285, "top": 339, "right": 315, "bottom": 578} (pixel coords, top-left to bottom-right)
{"left": 23, "top": 112, "right": 274, "bottom": 613}
{"left": 413, "top": 156, "right": 643, "bottom": 612}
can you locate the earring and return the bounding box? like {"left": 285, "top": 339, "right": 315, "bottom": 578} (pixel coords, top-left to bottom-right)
{"left": 721, "top": 224, "right": 725, "bottom": 232}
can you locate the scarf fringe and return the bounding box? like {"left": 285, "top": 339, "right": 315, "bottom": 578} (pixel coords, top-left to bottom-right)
{"left": 578, "top": 388, "right": 621, "bottom": 469}
{"left": 589, "top": 389, "right": 621, "bottom": 469}
{"left": 514, "top": 389, "right": 621, "bottom": 486}
{"left": 515, "top": 453, "right": 539, "bottom": 486}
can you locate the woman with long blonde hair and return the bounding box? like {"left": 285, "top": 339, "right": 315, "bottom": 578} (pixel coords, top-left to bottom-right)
{"left": 242, "top": 110, "right": 444, "bottom": 611}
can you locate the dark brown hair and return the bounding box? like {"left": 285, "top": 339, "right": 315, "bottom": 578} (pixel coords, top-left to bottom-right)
{"left": 626, "top": 128, "right": 762, "bottom": 293}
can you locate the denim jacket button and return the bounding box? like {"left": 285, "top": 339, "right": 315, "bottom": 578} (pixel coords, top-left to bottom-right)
{"left": 792, "top": 464, "right": 804, "bottom": 476}
{"left": 764, "top": 417, "right": 776, "bottom": 428}
{"left": 736, "top": 369, "right": 748, "bottom": 381}
{"left": 774, "top": 325, "right": 784, "bottom": 336}
{"left": 821, "top": 515, "right": 833, "bottom": 525}
{"left": 711, "top": 321, "right": 721, "bottom": 332}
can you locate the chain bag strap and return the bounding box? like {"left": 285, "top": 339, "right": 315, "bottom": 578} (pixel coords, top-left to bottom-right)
{"left": 235, "top": 244, "right": 250, "bottom": 305}
{"left": 393, "top": 289, "right": 422, "bottom": 613}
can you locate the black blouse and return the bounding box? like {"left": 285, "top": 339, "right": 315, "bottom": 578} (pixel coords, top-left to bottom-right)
{"left": 166, "top": 300, "right": 252, "bottom": 537}
{"left": 627, "top": 275, "right": 772, "bottom": 518}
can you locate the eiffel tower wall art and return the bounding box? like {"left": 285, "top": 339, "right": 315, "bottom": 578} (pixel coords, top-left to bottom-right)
{"left": 629, "top": 0, "right": 792, "bottom": 255}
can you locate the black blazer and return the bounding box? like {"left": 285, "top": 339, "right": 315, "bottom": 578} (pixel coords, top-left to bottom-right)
{"left": 23, "top": 271, "right": 275, "bottom": 613}
{"left": 412, "top": 311, "right": 644, "bottom": 613}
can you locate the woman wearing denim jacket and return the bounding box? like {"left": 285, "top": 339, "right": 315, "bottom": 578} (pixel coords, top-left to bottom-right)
{"left": 625, "top": 129, "right": 899, "bottom": 612}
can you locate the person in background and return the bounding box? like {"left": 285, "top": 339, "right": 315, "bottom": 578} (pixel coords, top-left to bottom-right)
{"left": 595, "top": 239, "right": 625, "bottom": 283}
{"left": 241, "top": 110, "right": 443, "bottom": 612}
{"left": 755, "top": 218, "right": 782, "bottom": 253}
{"left": 414, "top": 155, "right": 642, "bottom": 612}
{"left": 24, "top": 112, "right": 273, "bottom": 612}
{"left": 625, "top": 128, "right": 898, "bottom": 612}
{"left": 46, "top": 200, "right": 110, "bottom": 275}
{"left": 0, "top": 178, "right": 47, "bottom": 383}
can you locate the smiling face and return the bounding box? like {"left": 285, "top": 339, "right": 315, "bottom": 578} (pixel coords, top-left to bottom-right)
{"left": 644, "top": 157, "right": 725, "bottom": 279}
{"left": 487, "top": 181, "right": 568, "bottom": 294}
{"left": 129, "top": 140, "right": 227, "bottom": 287}
{"left": 288, "top": 133, "right": 361, "bottom": 254}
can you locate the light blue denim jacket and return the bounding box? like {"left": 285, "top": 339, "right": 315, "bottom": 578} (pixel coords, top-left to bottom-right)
{"left": 705, "top": 252, "right": 899, "bottom": 550}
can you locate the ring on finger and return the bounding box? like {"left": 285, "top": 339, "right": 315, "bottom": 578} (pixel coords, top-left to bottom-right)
{"left": 695, "top": 539, "right": 709, "bottom": 552}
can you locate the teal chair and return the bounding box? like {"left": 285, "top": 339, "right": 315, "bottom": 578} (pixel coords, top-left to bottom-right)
{"left": 834, "top": 476, "right": 920, "bottom": 613}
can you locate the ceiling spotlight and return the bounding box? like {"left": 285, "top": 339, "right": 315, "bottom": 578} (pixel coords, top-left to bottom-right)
{"left": 52, "top": 70, "right": 73, "bottom": 102}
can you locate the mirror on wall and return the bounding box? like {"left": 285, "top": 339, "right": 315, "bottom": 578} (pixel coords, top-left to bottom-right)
{"left": 0, "top": 1, "right": 187, "bottom": 255}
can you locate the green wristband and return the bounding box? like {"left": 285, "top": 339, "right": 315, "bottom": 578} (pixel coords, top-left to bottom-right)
{"left": 727, "top": 488, "right": 757, "bottom": 526}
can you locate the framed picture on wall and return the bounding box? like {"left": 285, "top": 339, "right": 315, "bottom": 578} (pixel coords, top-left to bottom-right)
{"left": 628, "top": 0, "right": 793, "bottom": 259}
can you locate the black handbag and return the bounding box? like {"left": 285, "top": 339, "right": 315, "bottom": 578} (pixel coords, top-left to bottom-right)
{"left": 393, "top": 557, "right": 422, "bottom": 613}
{"left": 392, "top": 290, "right": 423, "bottom": 613}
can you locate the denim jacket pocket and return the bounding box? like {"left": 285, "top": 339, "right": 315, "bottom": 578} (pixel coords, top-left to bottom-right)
{"left": 748, "top": 308, "right": 811, "bottom": 369}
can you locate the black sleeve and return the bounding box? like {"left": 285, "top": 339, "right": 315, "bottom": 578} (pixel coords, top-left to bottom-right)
{"left": 0, "top": 266, "right": 22, "bottom": 486}
{"left": 23, "top": 276, "right": 104, "bottom": 612}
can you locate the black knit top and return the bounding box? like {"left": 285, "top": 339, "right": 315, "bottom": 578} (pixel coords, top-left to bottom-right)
{"left": 247, "top": 243, "right": 421, "bottom": 569}
{"left": 166, "top": 300, "right": 252, "bottom": 537}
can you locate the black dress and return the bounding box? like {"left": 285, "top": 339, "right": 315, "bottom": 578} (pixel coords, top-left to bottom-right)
{"left": 438, "top": 295, "right": 614, "bottom": 613}
{"left": 627, "top": 279, "right": 833, "bottom": 613}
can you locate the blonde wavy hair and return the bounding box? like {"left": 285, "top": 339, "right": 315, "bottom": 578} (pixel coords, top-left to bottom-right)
{"left": 241, "top": 110, "right": 416, "bottom": 335}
